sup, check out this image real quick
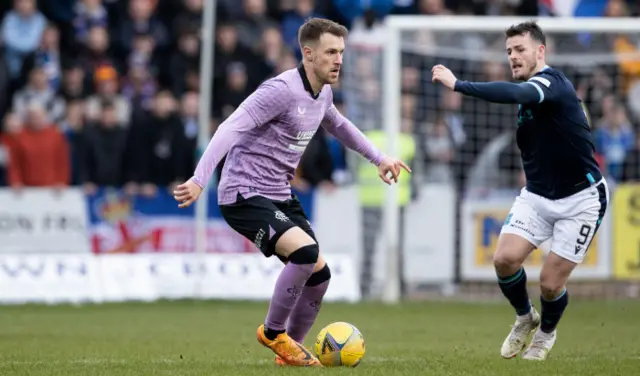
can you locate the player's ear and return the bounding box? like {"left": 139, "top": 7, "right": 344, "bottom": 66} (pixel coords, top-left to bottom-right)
{"left": 538, "top": 43, "right": 545, "bottom": 56}
{"left": 303, "top": 45, "right": 314, "bottom": 62}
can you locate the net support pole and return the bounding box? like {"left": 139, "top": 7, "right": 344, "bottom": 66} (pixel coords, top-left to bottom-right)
{"left": 195, "top": 0, "right": 216, "bottom": 298}
{"left": 381, "top": 25, "right": 401, "bottom": 304}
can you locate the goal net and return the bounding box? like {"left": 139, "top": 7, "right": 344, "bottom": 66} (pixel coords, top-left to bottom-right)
{"left": 341, "top": 16, "right": 640, "bottom": 302}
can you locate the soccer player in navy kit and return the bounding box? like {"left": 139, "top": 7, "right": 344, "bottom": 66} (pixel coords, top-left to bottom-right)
{"left": 432, "top": 21, "right": 609, "bottom": 361}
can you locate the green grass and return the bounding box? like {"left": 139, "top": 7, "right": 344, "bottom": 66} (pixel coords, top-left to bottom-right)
{"left": 0, "top": 300, "right": 638, "bottom": 375}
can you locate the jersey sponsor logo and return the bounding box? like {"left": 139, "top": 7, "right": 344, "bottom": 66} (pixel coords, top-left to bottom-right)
{"left": 297, "top": 106, "right": 306, "bottom": 116}
{"left": 529, "top": 76, "right": 551, "bottom": 88}
{"left": 288, "top": 130, "right": 315, "bottom": 152}
{"left": 612, "top": 184, "right": 640, "bottom": 279}
{"left": 506, "top": 217, "right": 535, "bottom": 238}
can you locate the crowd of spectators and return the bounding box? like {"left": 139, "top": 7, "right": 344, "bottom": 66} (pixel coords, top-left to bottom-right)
{"left": 0, "top": 0, "right": 637, "bottom": 199}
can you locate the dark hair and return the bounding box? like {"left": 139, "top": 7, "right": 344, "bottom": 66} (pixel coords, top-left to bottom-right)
{"left": 298, "top": 18, "right": 348, "bottom": 48}
{"left": 101, "top": 99, "right": 115, "bottom": 110}
{"left": 505, "top": 21, "right": 546, "bottom": 46}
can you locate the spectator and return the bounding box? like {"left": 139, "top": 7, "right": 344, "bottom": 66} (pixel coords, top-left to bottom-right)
{"left": 258, "top": 26, "right": 285, "bottom": 76}
{"left": 183, "top": 65, "right": 200, "bottom": 94}
{"left": 59, "top": 99, "right": 85, "bottom": 185}
{"left": 12, "top": 66, "right": 66, "bottom": 124}
{"left": 72, "top": 0, "right": 109, "bottom": 44}
{"left": 121, "top": 64, "right": 157, "bottom": 114}
{"left": 179, "top": 91, "right": 199, "bottom": 174}
{"left": 0, "top": 50, "right": 11, "bottom": 119}
{"left": 58, "top": 62, "right": 89, "bottom": 101}
{"left": 21, "top": 23, "right": 62, "bottom": 91}
{"left": 281, "top": 0, "right": 322, "bottom": 59}
{"left": 127, "top": 31, "right": 161, "bottom": 79}
{"left": 1, "top": 0, "right": 46, "bottom": 78}
{"left": 215, "top": 62, "right": 252, "bottom": 120}
{"left": 6, "top": 102, "right": 70, "bottom": 188}
{"left": 125, "top": 91, "right": 188, "bottom": 196}
{"left": 85, "top": 65, "right": 130, "bottom": 126}
{"left": 173, "top": 0, "right": 203, "bottom": 36}
{"left": 166, "top": 27, "right": 200, "bottom": 97}
{"left": 621, "top": 130, "right": 640, "bottom": 182}
{"left": 214, "top": 22, "right": 258, "bottom": 90}
{"left": 0, "top": 112, "right": 23, "bottom": 186}
{"left": 78, "top": 26, "right": 117, "bottom": 80}
{"left": 274, "top": 50, "right": 298, "bottom": 74}
{"left": 594, "top": 102, "right": 635, "bottom": 181}
{"left": 236, "top": 0, "right": 279, "bottom": 53}
{"left": 332, "top": 0, "right": 394, "bottom": 28}
{"left": 115, "top": 0, "right": 169, "bottom": 55}
{"left": 80, "top": 100, "right": 128, "bottom": 193}
{"left": 422, "top": 112, "right": 454, "bottom": 184}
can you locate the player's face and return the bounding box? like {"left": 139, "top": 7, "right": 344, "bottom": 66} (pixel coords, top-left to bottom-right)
{"left": 311, "top": 33, "right": 345, "bottom": 85}
{"left": 506, "top": 33, "right": 543, "bottom": 81}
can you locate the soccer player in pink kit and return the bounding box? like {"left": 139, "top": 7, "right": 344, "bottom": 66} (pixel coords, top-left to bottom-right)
{"left": 173, "top": 18, "right": 410, "bottom": 367}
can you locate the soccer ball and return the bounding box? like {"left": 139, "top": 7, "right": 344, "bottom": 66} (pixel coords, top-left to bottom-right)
{"left": 313, "top": 322, "right": 365, "bottom": 367}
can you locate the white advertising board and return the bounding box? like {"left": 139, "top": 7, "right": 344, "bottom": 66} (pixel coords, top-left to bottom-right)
{"left": 0, "top": 253, "right": 360, "bottom": 304}
{"left": 0, "top": 188, "right": 91, "bottom": 253}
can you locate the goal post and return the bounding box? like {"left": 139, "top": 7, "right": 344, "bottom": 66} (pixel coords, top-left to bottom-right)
{"left": 378, "top": 15, "right": 640, "bottom": 300}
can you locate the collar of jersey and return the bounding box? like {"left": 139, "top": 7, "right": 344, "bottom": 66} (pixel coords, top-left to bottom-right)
{"left": 297, "top": 63, "right": 321, "bottom": 100}
{"left": 541, "top": 65, "right": 551, "bottom": 72}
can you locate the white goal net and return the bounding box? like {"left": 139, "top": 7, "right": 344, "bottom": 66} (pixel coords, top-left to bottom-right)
{"left": 341, "top": 16, "right": 640, "bottom": 302}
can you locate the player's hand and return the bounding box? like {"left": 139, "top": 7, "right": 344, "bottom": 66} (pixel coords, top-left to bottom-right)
{"left": 377, "top": 156, "right": 412, "bottom": 185}
{"left": 431, "top": 64, "right": 457, "bottom": 90}
{"left": 173, "top": 179, "right": 203, "bottom": 208}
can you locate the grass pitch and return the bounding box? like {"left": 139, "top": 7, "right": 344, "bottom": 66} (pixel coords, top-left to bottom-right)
{"left": 0, "top": 299, "right": 638, "bottom": 375}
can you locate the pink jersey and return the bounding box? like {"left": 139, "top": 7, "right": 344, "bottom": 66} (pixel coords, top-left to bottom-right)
{"left": 192, "top": 65, "right": 383, "bottom": 204}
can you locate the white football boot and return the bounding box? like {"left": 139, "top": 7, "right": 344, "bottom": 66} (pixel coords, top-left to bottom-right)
{"left": 500, "top": 306, "right": 541, "bottom": 359}
{"left": 521, "top": 328, "right": 556, "bottom": 361}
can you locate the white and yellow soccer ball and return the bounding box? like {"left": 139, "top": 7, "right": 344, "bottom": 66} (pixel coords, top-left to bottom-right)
{"left": 313, "top": 322, "right": 365, "bottom": 367}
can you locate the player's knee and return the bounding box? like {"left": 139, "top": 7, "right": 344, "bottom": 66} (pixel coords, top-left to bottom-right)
{"left": 540, "top": 280, "right": 565, "bottom": 300}
{"left": 539, "top": 272, "right": 566, "bottom": 300}
{"left": 305, "top": 263, "right": 331, "bottom": 286}
{"left": 287, "top": 243, "right": 319, "bottom": 265}
{"left": 493, "top": 251, "right": 523, "bottom": 275}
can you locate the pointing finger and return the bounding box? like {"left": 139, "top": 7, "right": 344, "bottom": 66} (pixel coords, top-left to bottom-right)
{"left": 398, "top": 160, "right": 412, "bottom": 173}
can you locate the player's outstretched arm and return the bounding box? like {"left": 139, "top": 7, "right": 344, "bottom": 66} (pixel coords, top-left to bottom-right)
{"left": 173, "top": 80, "right": 290, "bottom": 208}
{"left": 432, "top": 64, "right": 542, "bottom": 104}
{"left": 321, "top": 104, "right": 411, "bottom": 185}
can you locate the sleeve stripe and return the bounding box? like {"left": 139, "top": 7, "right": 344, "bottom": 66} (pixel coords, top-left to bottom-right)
{"left": 529, "top": 76, "right": 551, "bottom": 87}
{"left": 526, "top": 81, "right": 544, "bottom": 103}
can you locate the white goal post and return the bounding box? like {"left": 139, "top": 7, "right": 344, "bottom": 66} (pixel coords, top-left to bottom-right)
{"left": 380, "top": 16, "right": 640, "bottom": 302}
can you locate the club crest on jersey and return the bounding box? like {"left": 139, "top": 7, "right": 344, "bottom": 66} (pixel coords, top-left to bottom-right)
{"left": 274, "top": 211, "right": 289, "bottom": 222}
{"left": 518, "top": 109, "right": 533, "bottom": 127}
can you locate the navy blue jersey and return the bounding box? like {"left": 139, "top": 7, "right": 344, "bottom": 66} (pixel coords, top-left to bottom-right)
{"left": 455, "top": 66, "right": 602, "bottom": 199}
